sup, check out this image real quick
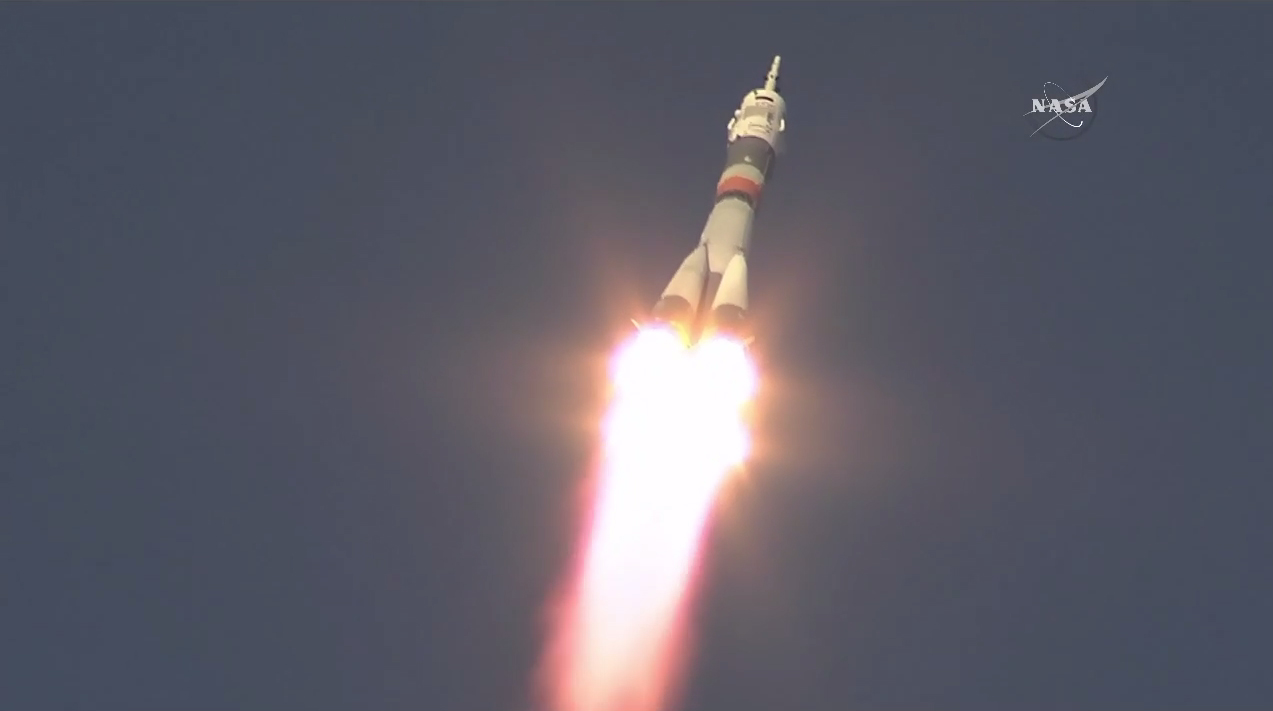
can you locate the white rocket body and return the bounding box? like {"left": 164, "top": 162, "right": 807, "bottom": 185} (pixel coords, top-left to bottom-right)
{"left": 650, "top": 57, "right": 786, "bottom": 344}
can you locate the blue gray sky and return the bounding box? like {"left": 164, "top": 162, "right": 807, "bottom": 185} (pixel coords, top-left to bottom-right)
{"left": 4, "top": 4, "right": 1272, "bottom": 710}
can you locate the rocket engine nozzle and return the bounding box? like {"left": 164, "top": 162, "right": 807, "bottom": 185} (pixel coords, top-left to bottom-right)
{"left": 702, "top": 305, "right": 749, "bottom": 344}
{"left": 647, "top": 296, "right": 696, "bottom": 347}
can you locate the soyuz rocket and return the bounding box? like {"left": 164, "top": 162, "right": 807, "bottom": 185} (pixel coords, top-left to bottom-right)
{"left": 647, "top": 56, "right": 787, "bottom": 346}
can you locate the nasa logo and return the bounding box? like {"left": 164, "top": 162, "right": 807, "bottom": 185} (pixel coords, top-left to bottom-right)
{"left": 1033, "top": 96, "right": 1093, "bottom": 114}
{"left": 1024, "top": 76, "right": 1108, "bottom": 141}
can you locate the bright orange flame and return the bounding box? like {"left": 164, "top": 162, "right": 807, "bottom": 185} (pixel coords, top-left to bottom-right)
{"left": 540, "top": 328, "right": 757, "bottom": 711}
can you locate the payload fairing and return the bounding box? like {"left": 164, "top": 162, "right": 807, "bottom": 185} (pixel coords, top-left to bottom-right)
{"left": 649, "top": 56, "right": 787, "bottom": 346}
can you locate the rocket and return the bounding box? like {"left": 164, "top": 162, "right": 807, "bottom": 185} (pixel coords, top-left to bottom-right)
{"left": 648, "top": 56, "right": 787, "bottom": 347}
